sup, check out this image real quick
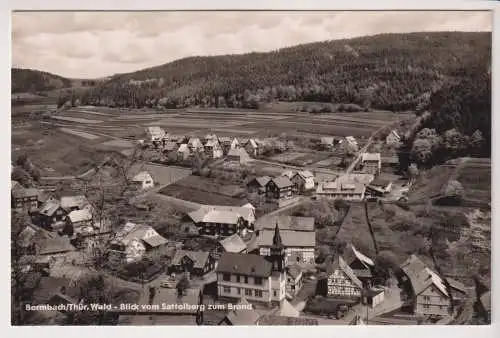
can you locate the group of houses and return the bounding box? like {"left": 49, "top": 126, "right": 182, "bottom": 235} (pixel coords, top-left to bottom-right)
{"left": 247, "top": 170, "right": 316, "bottom": 200}
{"left": 146, "top": 127, "right": 276, "bottom": 164}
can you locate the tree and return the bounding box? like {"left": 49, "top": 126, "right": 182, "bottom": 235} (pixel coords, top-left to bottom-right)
{"left": 442, "top": 128, "right": 465, "bottom": 156}
{"left": 11, "top": 167, "right": 32, "bottom": 187}
{"left": 373, "top": 250, "right": 399, "bottom": 285}
{"left": 470, "top": 129, "right": 485, "bottom": 153}
{"left": 411, "top": 138, "right": 434, "bottom": 165}
{"left": 177, "top": 274, "right": 190, "bottom": 296}
{"left": 408, "top": 163, "right": 419, "bottom": 180}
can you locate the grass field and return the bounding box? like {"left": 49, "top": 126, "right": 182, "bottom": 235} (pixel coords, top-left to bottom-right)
{"left": 158, "top": 175, "right": 247, "bottom": 206}
{"left": 60, "top": 127, "right": 100, "bottom": 140}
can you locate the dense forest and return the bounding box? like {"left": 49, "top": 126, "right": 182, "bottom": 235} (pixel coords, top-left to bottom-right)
{"left": 11, "top": 68, "right": 74, "bottom": 93}
{"left": 53, "top": 32, "right": 491, "bottom": 111}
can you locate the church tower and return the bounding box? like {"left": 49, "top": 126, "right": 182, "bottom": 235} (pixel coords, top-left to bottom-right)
{"left": 266, "top": 222, "right": 286, "bottom": 305}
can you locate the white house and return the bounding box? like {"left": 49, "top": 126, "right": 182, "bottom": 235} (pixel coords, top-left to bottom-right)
{"left": 188, "top": 137, "right": 204, "bottom": 152}
{"left": 130, "top": 171, "right": 154, "bottom": 190}
{"left": 315, "top": 181, "right": 366, "bottom": 201}
{"left": 146, "top": 126, "right": 166, "bottom": 142}
{"left": 291, "top": 171, "right": 315, "bottom": 193}
{"left": 386, "top": 130, "right": 401, "bottom": 145}
{"left": 205, "top": 139, "right": 224, "bottom": 159}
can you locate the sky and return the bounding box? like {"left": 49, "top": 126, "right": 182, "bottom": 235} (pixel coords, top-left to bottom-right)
{"left": 11, "top": 11, "right": 492, "bottom": 79}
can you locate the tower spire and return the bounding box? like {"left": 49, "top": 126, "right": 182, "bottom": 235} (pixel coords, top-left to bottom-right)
{"left": 272, "top": 222, "right": 283, "bottom": 247}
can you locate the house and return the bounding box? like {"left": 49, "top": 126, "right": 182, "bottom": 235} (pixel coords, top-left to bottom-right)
{"left": 323, "top": 256, "right": 363, "bottom": 299}
{"left": 257, "top": 224, "right": 316, "bottom": 264}
{"left": 286, "top": 264, "right": 303, "bottom": 297}
{"left": 257, "top": 314, "right": 319, "bottom": 325}
{"left": 60, "top": 195, "right": 90, "bottom": 212}
{"left": 230, "top": 137, "right": 240, "bottom": 150}
{"left": 315, "top": 181, "right": 366, "bottom": 201}
{"left": 162, "top": 141, "right": 179, "bottom": 154}
{"left": 246, "top": 176, "right": 271, "bottom": 194}
{"left": 170, "top": 250, "right": 215, "bottom": 276}
{"left": 244, "top": 139, "right": 263, "bottom": 157}
{"left": 177, "top": 143, "right": 191, "bottom": 160}
{"left": 11, "top": 180, "right": 22, "bottom": 191}
{"left": 345, "top": 136, "right": 358, "bottom": 149}
{"left": 146, "top": 126, "right": 166, "bottom": 142}
{"left": 445, "top": 277, "right": 468, "bottom": 304}
{"left": 265, "top": 176, "right": 293, "bottom": 200}
{"left": 187, "top": 137, "right": 204, "bottom": 152}
{"left": 366, "top": 178, "right": 393, "bottom": 197}
{"left": 36, "top": 201, "right": 68, "bottom": 230}
{"left": 12, "top": 187, "right": 39, "bottom": 211}
{"left": 320, "top": 137, "right": 335, "bottom": 149}
{"left": 17, "top": 224, "right": 51, "bottom": 256}
{"left": 291, "top": 170, "right": 315, "bottom": 193}
{"left": 254, "top": 216, "right": 315, "bottom": 233}
{"left": 187, "top": 205, "right": 255, "bottom": 238}
{"left": 64, "top": 209, "right": 93, "bottom": 233}
{"left": 343, "top": 245, "right": 375, "bottom": 287}
{"left": 204, "top": 139, "right": 224, "bottom": 159}
{"left": 219, "top": 296, "right": 260, "bottom": 325}
{"left": 108, "top": 222, "right": 168, "bottom": 264}
{"left": 361, "top": 153, "right": 381, "bottom": 176}
{"left": 204, "top": 133, "right": 218, "bottom": 142}
{"left": 227, "top": 147, "right": 251, "bottom": 164}
{"left": 118, "top": 287, "right": 204, "bottom": 325}
{"left": 130, "top": 171, "right": 155, "bottom": 190}
{"left": 219, "top": 234, "right": 248, "bottom": 254}
{"left": 399, "top": 254, "right": 452, "bottom": 317}
{"left": 35, "top": 235, "right": 76, "bottom": 256}
{"left": 362, "top": 287, "right": 385, "bottom": 308}
{"left": 216, "top": 228, "right": 286, "bottom": 305}
{"left": 386, "top": 130, "right": 401, "bottom": 145}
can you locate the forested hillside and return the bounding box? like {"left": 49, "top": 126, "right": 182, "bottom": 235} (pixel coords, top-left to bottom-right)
{"left": 11, "top": 68, "right": 74, "bottom": 93}
{"left": 69, "top": 32, "right": 490, "bottom": 111}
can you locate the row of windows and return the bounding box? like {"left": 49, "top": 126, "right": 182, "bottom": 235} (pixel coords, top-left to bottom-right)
{"left": 422, "top": 296, "right": 447, "bottom": 303}
{"left": 222, "top": 273, "right": 262, "bottom": 285}
{"left": 223, "top": 286, "right": 263, "bottom": 298}
{"left": 422, "top": 304, "right": 448, "bottom": 310}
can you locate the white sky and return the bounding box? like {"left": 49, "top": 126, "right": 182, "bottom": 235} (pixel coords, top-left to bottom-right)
{"left": 11, "top": 11, "right": 492, "bottom": 79}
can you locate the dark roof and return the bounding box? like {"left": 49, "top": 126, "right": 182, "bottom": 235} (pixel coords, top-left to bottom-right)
{"left": 479, "top": 291, "right": 491, "bottom": 311}
{"left": 369, "top": 178, "right": 391, "bottom": 188}
{"left": 400, "top": 254, "right": 427, "bottom": 278}
{"left": 223, "top": 297, "right": 260, "bottom": 325}
{"left": 12, "top": 187, "right": 39, "bottom": 199}
{"left": 257, "top": 315, "right": 318, "bottom": 325}
{"left": 268, "top": 176, "right": 293, "bottom": 189}
{"left": 142, "top": 235, "right": 168, "bottom": 248}
{"left": 219, "top": 234, "right": 247, "bottom": 253}
{"left": 286, "top": 264, "right": 302, "bottom": 279}
{"left": 255, "top": 216, "right": 315, "bottom": 232}
{"left": 248, "top": 176, "right": 271, "bottom": 188}
{"left": 32, "top": 277, "right": 81, "bottom": 305}
{"left": 216, "top": 253, "right": 272, "bottom": 278}
{"left": 446, "top": 277, "right": 468, "bottom": 294}
{"left": 171, "top": 250, "right": 210, "bottom": 269}
{"left": 36, "top": 236, "right": 75, "bottom": 255}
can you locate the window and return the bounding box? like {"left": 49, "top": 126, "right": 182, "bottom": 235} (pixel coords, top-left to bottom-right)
{"left": 254, "top": 290, "right": 263, "bottom": 297}
{"left": 423, "top": 304, "right": 430, "bottom": 310}
{"left": 423, "top": 296, "right": 430, "bottom": 302}
{"left": 245, "top": 289, "right": 252, "bottom": 296}
{"left": 291, "top": 285, "right": 295, "bottom": 291}
{"left": 223, "top": 286, "right": 231, "bottom": 294}
{"left": 273, "top": 290, "right": 277, "bottom": 297}
{"left": 244, "top": 276, "right": 248, "bottom": 284}
{"left": 254, "top": 277, "right": 262, "bottom": 285}
{"left": 237, "top": 288, "right": 241, "bottom": 295}
{"left": 236, "top": 275, "right": 240, "bottom": 283}
{"left": 222, "top": 273, "right": 230, "bottom": 281}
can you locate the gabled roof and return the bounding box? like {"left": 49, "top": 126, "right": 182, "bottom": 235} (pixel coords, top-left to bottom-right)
{"left": 17, "top": 224, "right": 41, "bottom": 248}
{"left": 131, "top": 171, "right": 152, "bottom": 182}
{"left": 189, "top": 205, "right": 255, "bottom": 224}
{"left": 204, "top": 133, "right": 218, "bottom": 140}
{"left": 60, "top": 195, "right": 88, "bottom": 210}
{"left": 246, "top": 139, "right": 260, "bottom": 149}
{"left": 350, "top": 245, "right": 374, "bottom": 267}
{"left": 400, "top": 254, "right": 427, "bottom": 278}
{"left": 248, "top": 176, "right": 271, "bottom": 188}
{"left": 39, "top": 201, "right": 63, "bottom": 217}
{"left": 216, "top": 253, "right": 272, "bottom": 278}
{"left": 67, "top": 209, "right": 93, "bottom": 223}
{"left": 219, "top": 234, "right": 247, "bottom": 253}
{"left": 12, "top": 187, "right": 39, "bottom": 199}
{"left": 362, "top": 153, "right": 381, "bottom": 162}
{"left": 171, "top": 250, "right": 210, "bottom": 269}
{"left": 257, "top": 315, "right": 318, "bottom": 326}
{"left": 223, "top": 297, "right": 260, "bottom": 325}
{"left": 293, "top": 170, "right": 314, "bottom": 180}
{"left": 320, "top": 137, "right": 334, "bottom": 145}
{"left": 11, "top": 180, "right": 22, "bottom": 190}
{"left": 37, "top": 236, "right": 75, "bottom": 255}
{"left": 400, "top": 254, "right": 448, "bottom": 297}
{"left": 116, "top": 222, "right": 167, "bottom": 248}
{"left": 188, "top": 209, "right": 242, "bottom": 224}
{"left": 446, "top": 277, "right": 468, "bottom": 294}
{"left": 388, "top": 130, "right": 401, "bottom": 140}
{"left": 227, "top": 147, "right": 251, "bottom": 161}
{"left": 268, "top": 176, "right": 293, "bottom": 189}
{"left": 369, "top": 178, "right": 391, "bottom": 188}
{"left": 188, "top": 137, "right": 203, "bottom": 146}
{"left": 258, "top": 229, "right": 315, "bottom": 248}
{"left": 327, "top": 256, "right": 363, "bottom": 289}
{"left": 177, "top": 144, "right": 190, "bottom": 153}
{"left": 480, "top": 291, "right": 491, "bottom": 311}
{"left": 255, "top": 216, "right": 315, "bottom": 232}
{"left": 286, "top": 264, "right": 303, "bottom": 280}
{"left": 204, "top": 139, "right": 220, "bottom": 148}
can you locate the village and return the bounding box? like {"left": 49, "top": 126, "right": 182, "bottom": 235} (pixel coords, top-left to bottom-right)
{"left": 11, "top": 122, "right": 490, "bottom": 326}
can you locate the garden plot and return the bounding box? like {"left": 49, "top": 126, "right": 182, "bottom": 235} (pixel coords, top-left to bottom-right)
{"left": 60, "top": 128, "right": 100, "bottom": 140}
{"left": 99, "top": 139, "right": 135, "bottom": 148}
{"left": 268, "top": 152, "right": 308, "bottom": 163}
